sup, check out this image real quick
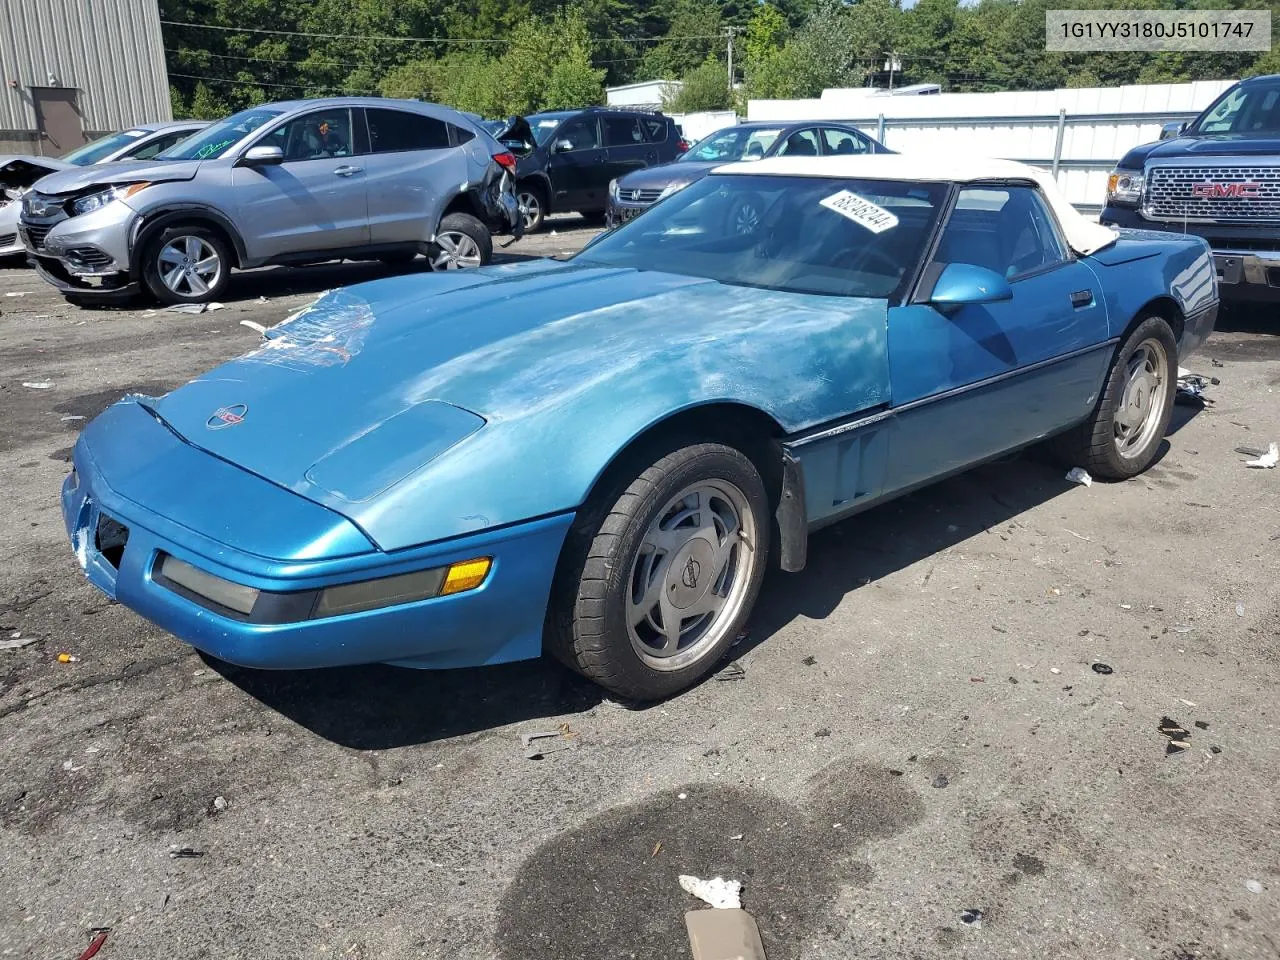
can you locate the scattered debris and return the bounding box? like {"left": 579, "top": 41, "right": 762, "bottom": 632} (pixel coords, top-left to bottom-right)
{"left": 1236, "top": 602, "right": 1246, "bottom": 618}
{"left": 960, "top": 908, "right": 984, "bottom": 928}
{"left": 520, "top": 727, "right": 579, "bottom": 759}
{"left": 1158, "top": 716, "right": 1191, "bottom": 756}
{"left": 1050, "top": 668, "right": 1061, "bottom": 675}
{"left": 56, "top": 652, "right": 80, "bottom": 663}
{"left": 165, "top": 302, "right": 208, "bottom": 314}
{"left": 715, "top": 661, "right": 745, "bottom": 682}
{"left": 75, "top": 929, "right": 110, "bottom": 960}
{"left": 1246, "top": 880, "right": 1264, "bottom": 894}
{"left": 1091, "top": 663, "right": 1113, "bottom": 675}
{"left": 1210, "top": 745, "right": 1222, "bottom": 754}
{"left": 62, "top": 759, "right": 83, "bottom": 772}
{"left": 22, "top": 381, "right": 52, "bottom": 389}
{"left": 729, "top": 833, "right": 744, "bottom": 841}
{"left": 1193, "top": 720, "right": 1210, "bottom": 730}
{"left": 1244, "top": 443, "right": 1279, "bottom": 469}
{"left": 678, "top": 793, "right": 688, "bottom": 800}
{"left": 1120, "top": 603, "right": 1132, "bottom": 610}
{"left": 652, "top": 841, "right": 662, "bottom": 858}
{"left": 1178, "top": 698, "right": 1198, "bottom": 707}
{"left": 685, "top": 908, "right": 768, "bottom": 960}
{"left": 1211, "top": 358, "right": 1224, "bottom": 367}
{"left": 60, "top": 415, "right": 86, "bottom": 422}
{"left": 212, "top": 795, "right": 228, "bottom": 812}
{"left": 256, "top": 295, "right": 269, "bottom": 303}
{"left": 1235, "top": 445, "right": 1266, "bottom": 457}
{"left": 932, "top": 774, "right": 949, "bottom": 789}
{"left": 206, "top": 302, "right": 226, "bottom": 311}
{"left": 1176, "top": 372, "right": 1217, "bottom": 404}
{"left": 168, "top": 846, "right": 205, "bottom": 859}
{"left": 801, "top": 655, "right": 817, "bottom": 666}
{"left": 5, "top": 290, "right": 28, "bottom": 297}
{"left": 969, "top": 677, "right": 985, "bottom": 683}
{"left": 679, "top": 874, "right": 743, "bottom": 909}
{"left": 731, "top": 630, "right": 748, "bottom": 647}
{"left": 240, "top": 319, "right": 268, "bottom": 334}
{"left": 1172, "top": 624, "right": 1192, "bottom": 634}
{"left": 1065, "top": 467, "right": 1092, "bottom": 487}
{"left": 814, "top": 728, "right": 831, "bottom": 738}
{"left": 0, "top": 634, "right": 38, "bottom": 650}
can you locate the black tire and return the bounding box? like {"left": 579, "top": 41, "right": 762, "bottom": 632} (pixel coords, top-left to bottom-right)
{"left": 429, "top": 212, "right": 492, "bottom": 270}
{"left": 141, "top": 224, "right": 232, "bottom": 305}
{"left": 516, "top": 182, "right": 546, "bottom": 233}
{"left": 546, "top": 441, "right": 771, "bottom": 701}
{"left": 580, "top": 210, "right": 608, "bottom": 225}
{"left": 1052, "top": 315, "right": 1177, "bottom": 480}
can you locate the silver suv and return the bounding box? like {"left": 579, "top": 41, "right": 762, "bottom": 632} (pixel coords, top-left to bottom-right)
{"left": 20, "top": 98, "right": 522, "bottom": 305}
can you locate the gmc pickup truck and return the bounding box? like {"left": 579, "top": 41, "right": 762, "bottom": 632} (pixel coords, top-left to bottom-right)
{"left": 1101, "top": 74, "right": 1280, "bottom": 304}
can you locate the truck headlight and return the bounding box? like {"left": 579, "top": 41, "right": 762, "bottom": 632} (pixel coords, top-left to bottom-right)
{"left": 71, "top": 182, "right": 149, "bottom": 216}
{"left": 1106, "top": 169, "right": 1144, "bottom": 206}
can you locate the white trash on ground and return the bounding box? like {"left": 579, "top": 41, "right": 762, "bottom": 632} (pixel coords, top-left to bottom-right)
{"left": 22, "top": 381, "right": 52, "bottom": 389}
{"left": 239, "top": 320, "right": 268, "bottom": 334}
{"left": 1244, "top": 443, "right": 1278, "bottom": 469}
{"left": 1066, "top": 467, "right": 1093, "bottom": 487}
{"left": 679, "top": 874, "right": 743, "bottom": 909}
{"left": 0, "top": 634, "right": 39, "bottom": 650}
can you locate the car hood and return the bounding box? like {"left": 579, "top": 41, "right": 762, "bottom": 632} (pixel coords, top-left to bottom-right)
{"left": 0, "top": 155, "right": 72, "bottom": 194}
{"left": 32, "top": 158, "right": 202, "bottom": 196}
{"left": 1120, "top": 133, "right": 1280, "bottom": 168}
{"left": 618, "top": 161, "right": 718, "bottom": 189}
{"left": 142, "top": 259, "right": 891, "bottom": 548}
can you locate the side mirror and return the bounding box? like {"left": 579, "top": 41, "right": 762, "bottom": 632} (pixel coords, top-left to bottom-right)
{"left": 554, "top": 139, "right": 574, "bottom": 154}
{"left": 1159, "top": 121, "right": 1188, "bottom": 141}
{"left": 928, "top": 263, "right": 1013, "bottom": 309}
{"left": 241, "top": 145, "right": 284, "bottom": 166}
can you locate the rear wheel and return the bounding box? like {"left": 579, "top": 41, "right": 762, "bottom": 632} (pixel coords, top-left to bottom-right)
{"left": 516, "top": 183, "right": 546, "bottom": 232}
{"left": 1053, "top": 315, "right": 1177, "bottom": 479}
{"left": 429, "top": 213, "right": 491, "bottom": 270}
{"left": 547, "top": 442, "right": 770, "bottom": 700}
{"left": 141, "top": 225, "right": 231, "bottom": 305}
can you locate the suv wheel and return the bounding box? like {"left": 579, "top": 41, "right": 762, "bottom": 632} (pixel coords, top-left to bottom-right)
{"left": 142, "top": 225, "right": 231, "bottom": 305}
{"left": 429, "top": 213, "right": 492, "bottom": 270}
{"left": 517, "top": 184, "right": 545, "bottom": 232}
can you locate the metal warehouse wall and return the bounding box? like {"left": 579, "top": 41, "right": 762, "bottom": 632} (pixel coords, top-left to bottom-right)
{"left": 0, "top": 0, "right": 171, "bottom": 150}
{"left": 749, "top": 80, "right": 1236, "bottom": 210}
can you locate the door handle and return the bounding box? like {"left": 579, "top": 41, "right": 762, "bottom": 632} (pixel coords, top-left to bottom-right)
{"left": 1069, "top": 289, "right": 1093, "bottom": 308}
{"left": 333, "top": 165, "right": 363, "bottom": 177}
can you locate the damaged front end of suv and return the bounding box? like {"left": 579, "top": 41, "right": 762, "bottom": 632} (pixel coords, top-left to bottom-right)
{"left": 0, "top": 156, "right": 70, "bottom": 257}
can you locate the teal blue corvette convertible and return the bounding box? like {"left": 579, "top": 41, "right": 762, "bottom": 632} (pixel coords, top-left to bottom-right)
{"left": 63, "top": 156, "right": 1216, "bottom": 699}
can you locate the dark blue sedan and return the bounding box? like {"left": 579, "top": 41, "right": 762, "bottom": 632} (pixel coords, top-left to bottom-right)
{"left": 606, "top": 120, "right": 890, "bottom": 227}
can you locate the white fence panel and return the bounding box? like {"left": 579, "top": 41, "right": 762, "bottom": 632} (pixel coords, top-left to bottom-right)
{"left": 748, "top": 80, "right": 1237, "bottom": 210}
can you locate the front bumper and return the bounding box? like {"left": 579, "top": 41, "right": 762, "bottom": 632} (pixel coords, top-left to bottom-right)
{"left": 0, "top": 201, "right": 21, "bottom": 256}
{"left": 605, "top": 196, "right": 653, "bottom": 228}
{"left": 1102, "top": 205, "right": 1280, "bottom": 303}
{"left": 62, "top": 403, "right": 573, "bottom": 671}
{"left": 20, "top": 197, "right": 138, "bottom": 297}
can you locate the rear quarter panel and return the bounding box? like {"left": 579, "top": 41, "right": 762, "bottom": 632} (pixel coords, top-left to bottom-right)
{"left": 1082, "top": 232, "right": 1217, "bottom": 357}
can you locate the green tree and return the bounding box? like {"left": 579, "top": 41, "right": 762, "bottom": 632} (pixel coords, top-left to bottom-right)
{"left": 642, "top": 0, "right": 724, "bottom": 79}
{"left": 665, "top": 57, "right": 733, "bottom": 111}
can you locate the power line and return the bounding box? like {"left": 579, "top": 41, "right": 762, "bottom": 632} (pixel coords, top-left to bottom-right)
{"left": 166, "top": 71, "right": 376, "bottom": 95}
{"left": 160, "top": 19, "right": 724, "bottom": 47}
{"left": 166, "top": 47, "right": 366, "bottom": 69}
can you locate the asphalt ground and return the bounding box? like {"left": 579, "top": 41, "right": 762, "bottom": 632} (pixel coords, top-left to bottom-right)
{"left": 1, "top": 219, "right": 1278, "bottom": 960}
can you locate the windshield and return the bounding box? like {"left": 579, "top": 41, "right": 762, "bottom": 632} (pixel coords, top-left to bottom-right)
{"left": 156, "top": 108, "right": 284, "bottom": 160}
{"left": 60, "top": 130, "right": 147, "bottom": 165}
{"left": 576, "top": 175, "right": 946, "bottom": 299}
{"left": 681, "top": 127, "right": 782, "bottom": 163}
{"left": 529, "top": 113, "right": 574, "bottom": 146}
{"left": 1190, "top": 80, "right": 1280, "bottom": 135}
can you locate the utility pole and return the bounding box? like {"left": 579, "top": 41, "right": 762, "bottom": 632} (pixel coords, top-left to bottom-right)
{"left": 884, "top": 51, "right": 902, "bottom": 91}
{"left": 726, "top": 26, "right": 739, "bottom": 93}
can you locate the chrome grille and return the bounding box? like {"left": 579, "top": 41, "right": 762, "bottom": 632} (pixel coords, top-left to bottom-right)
{"left": 623, "top": 187, "right": 663, "bottom": 204}
{"left": 1145, "top": 164, "right": 1280, "bottom": 223}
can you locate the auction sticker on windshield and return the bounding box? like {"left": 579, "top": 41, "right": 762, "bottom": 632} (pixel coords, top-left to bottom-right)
{"left": 819, "top": 190, "right": 899, "bottom": 233}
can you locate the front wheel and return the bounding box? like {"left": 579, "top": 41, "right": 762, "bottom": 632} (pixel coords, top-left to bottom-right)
{"left": 141, "top": 225, "right": 232, "bottom": 304}
{"left": 1053, "top": 315, "right": 1177, "bottom": 479}
{"left": 516, "top": 184, "right": 545, "bottom": 232}
{"left": 547, "top": 442, "right": 770, "bottom": 700}
{"left": 429, "top": 213, "right": 492, "bottom": 270}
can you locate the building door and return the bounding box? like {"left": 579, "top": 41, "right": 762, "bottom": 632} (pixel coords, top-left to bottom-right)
{"left": 30, "top": 87, "right": 85, "bottom": 156}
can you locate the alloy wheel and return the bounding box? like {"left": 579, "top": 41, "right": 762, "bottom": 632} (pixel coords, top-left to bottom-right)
{"left": 430, "top": 231, "right": 483, "bottom": 270}
{"left": 1114, "top": 337, "right": 1169, "bottom": 459}
{"left": 157, "top": 235, "right": 222, "bottom": 297}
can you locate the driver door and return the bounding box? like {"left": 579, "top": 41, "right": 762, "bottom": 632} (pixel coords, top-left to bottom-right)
{"left": 883, "top": 185, "right": 1110, "bottom": 494}
{"left": 231, "top": 108, "right": 369, "bottom": 260}
{"left": 545, "top": 114, "right": 605, "bottom": 212}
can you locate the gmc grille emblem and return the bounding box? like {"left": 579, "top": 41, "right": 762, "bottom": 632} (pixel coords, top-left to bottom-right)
{"left": 1191, "top": 182, "right": 1262, "bottom": 199}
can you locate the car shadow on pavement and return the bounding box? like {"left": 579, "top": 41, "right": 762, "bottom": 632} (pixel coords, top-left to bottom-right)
{"left": 735, "top": 442, "right": 1185, "bottom": 660}
{"left": 209, "top": 653, "right": 603, "bottom": 750}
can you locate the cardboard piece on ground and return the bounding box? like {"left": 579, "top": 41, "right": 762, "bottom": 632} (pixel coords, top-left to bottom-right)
{"left": 685, "top": 909, "right": 768, "bottom": 960}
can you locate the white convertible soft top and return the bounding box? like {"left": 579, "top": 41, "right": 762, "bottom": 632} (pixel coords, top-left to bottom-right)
{"left": 713, "top": 154, "right": 1118, "bottom": 256}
